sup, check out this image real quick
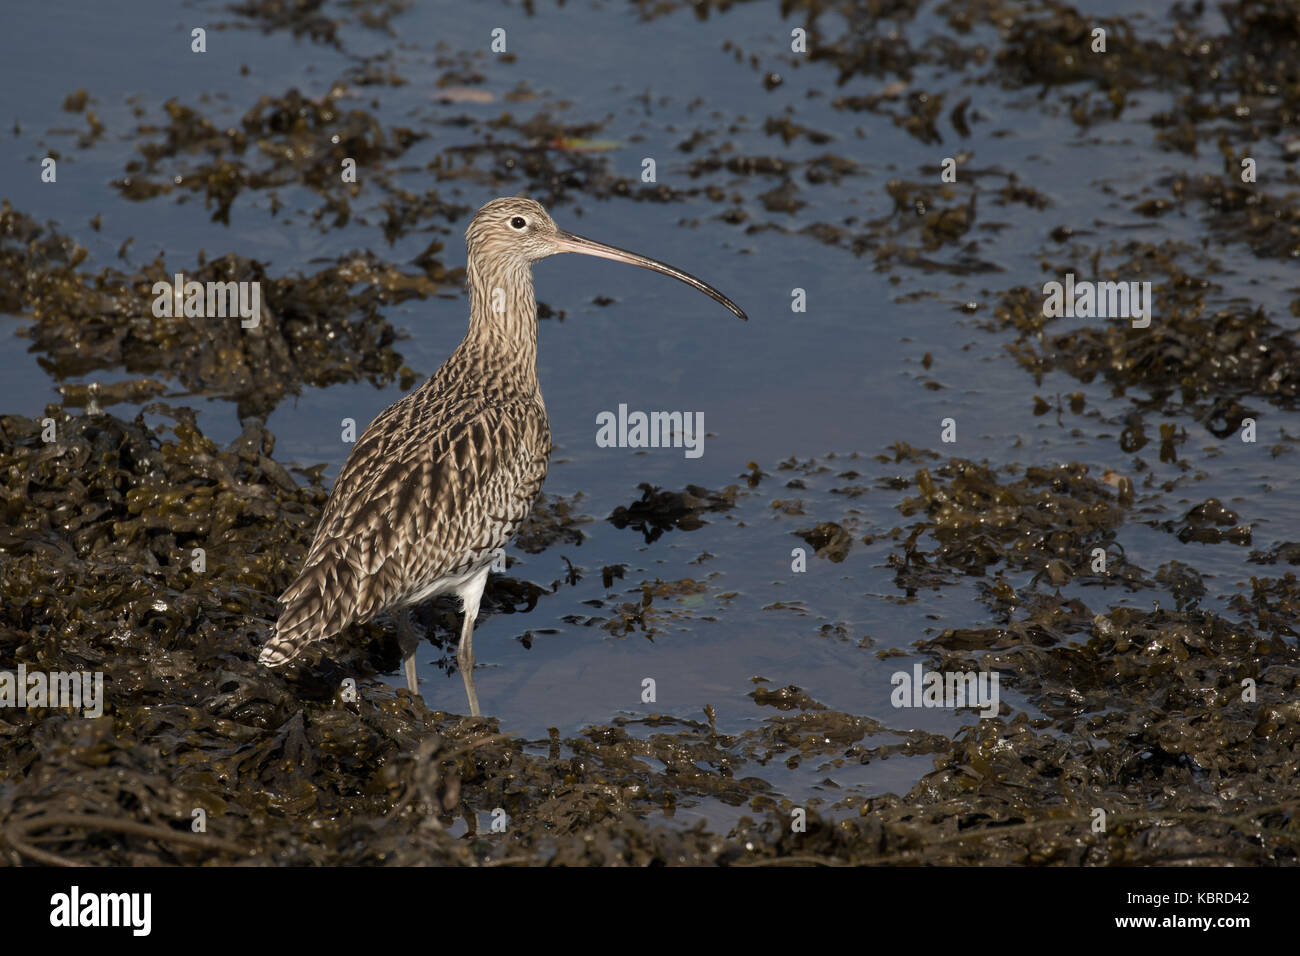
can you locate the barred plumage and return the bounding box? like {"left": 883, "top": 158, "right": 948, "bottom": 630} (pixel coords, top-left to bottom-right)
{"left": 260, "top": 197, "right": 745, "bottom": 715}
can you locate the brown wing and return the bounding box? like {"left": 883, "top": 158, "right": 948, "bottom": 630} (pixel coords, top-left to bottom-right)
{"left": 260, "top": 386, "right": 549, "bottom": 666}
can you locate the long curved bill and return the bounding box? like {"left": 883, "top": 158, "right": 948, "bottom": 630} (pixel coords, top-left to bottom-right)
{"left": 553, "top": 229, "right": 748, "bottom": 320}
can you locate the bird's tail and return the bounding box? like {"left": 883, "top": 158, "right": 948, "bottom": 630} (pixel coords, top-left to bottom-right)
{"left": 259, "top": 607, "right": 320, "bottom": 667}
{"left": 259, "top": 560, "right": 353, "bottom": 667}
{"left": 258, "top": 625, "right": 305, "bottom": 667}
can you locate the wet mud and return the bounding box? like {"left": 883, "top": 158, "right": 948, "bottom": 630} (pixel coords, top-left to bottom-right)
{"left": 2, "top": 0, "right": 1300, "bottom": 865}
{"left": 3, "top": 402, "right": 1296, "bottom": 865}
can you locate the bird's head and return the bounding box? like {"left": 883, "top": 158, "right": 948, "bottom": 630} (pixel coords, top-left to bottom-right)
{"left": 465, "top": 197, "right": 747, "bottom": 320}
{"left": 466, "top": 197, "right": 561, "bottom": 266}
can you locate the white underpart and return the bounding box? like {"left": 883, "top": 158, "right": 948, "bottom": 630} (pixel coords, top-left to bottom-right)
{"left": 403, "top": 554, "right": 495, "bottom": 609}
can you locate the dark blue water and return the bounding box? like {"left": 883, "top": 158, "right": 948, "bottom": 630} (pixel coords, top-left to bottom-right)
{"left": 2, "top": 0, "right": 1294, "bottom": 826}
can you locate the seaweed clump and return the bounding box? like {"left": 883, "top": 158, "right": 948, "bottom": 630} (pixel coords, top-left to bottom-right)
{"left": 0, "top": 204, "right": 428, "bottom": 419}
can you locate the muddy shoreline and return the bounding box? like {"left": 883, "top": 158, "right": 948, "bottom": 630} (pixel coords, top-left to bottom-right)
{"left": 2, "top": 0, "right": 1299, "bottom": 865}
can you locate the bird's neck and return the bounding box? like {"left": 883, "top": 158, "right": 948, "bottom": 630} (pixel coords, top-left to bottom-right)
{"left": 464, "top": 255, "right": 539, "bottom": 384}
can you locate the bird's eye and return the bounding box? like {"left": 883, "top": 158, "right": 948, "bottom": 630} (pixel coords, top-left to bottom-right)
{"left": 510, "top": 216, "right": 527, "bottom": 230}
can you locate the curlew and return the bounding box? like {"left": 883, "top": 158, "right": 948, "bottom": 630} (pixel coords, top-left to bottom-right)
{"left": 259, "top": 197, "right": 746, "bottom": 715}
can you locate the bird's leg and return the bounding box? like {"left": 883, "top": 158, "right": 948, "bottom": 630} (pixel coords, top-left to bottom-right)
{"left": 396, "top": 611, "right": 421, "bottom": 695}
{"left": 457, "top": 584, "right": 484, "bottom": 718}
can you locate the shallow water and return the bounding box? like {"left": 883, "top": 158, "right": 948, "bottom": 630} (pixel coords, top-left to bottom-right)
{"left": 2, "top": 0, "right": 1297, "bottom": 840}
